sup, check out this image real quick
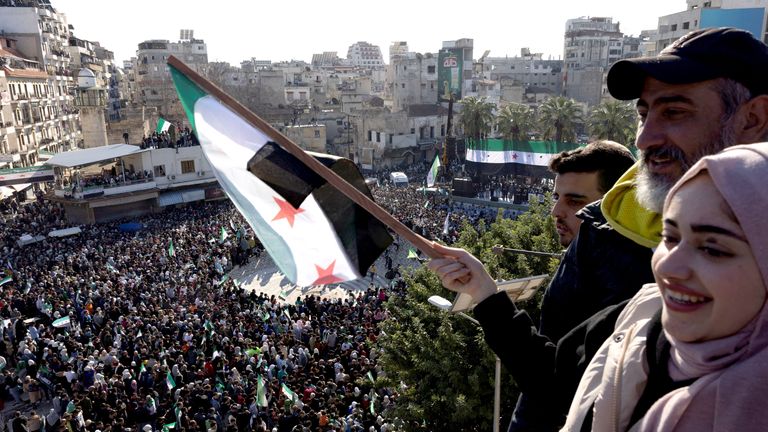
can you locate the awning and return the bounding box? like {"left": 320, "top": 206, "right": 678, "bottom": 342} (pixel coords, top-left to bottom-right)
{"left": 158, "top": 191, "right": 184, "bottom": 206}
{"left": 45, "top": 144, "right": 147, "bottom": 168}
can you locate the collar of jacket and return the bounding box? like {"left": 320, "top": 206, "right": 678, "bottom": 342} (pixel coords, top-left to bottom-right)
{"left": 600, "top": 161, "right": 661, "bottom": 249}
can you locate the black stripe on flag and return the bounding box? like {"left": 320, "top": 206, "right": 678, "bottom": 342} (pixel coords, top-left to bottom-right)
{"left": 247, "top": 142, "right": 393, "bottom": 276}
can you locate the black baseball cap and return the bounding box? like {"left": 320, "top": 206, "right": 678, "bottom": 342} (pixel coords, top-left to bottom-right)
{"left": 607, "top": 27, "right": 768, "bottom": 100}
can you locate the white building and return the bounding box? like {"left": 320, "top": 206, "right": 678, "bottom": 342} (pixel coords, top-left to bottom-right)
{"left": 347, "top": 41, "right": 384, "bottom": 68}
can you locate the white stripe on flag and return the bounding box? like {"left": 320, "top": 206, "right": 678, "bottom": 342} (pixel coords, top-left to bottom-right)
{"left": 194, "top": 96, "right": 359, "bottom": 286}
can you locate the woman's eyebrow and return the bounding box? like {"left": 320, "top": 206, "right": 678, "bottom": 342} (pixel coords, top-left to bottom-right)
{"left": 663, "top": 218, "right": 746, "bottom": 241}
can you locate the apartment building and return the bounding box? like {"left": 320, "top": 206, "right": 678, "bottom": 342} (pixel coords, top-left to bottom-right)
{"left": 0, "top": 3, "right": 80, "bottom": 169}
{"left": 135, "top": 30, "right": 208, "bottom": 121}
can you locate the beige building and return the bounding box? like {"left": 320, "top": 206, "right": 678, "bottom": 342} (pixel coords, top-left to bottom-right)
{"left": 282, "top": 124, "right": 327, "bottom": 153}
{"left": 389, "top": 52, "right": 438, "bottom": 113}
{"left": 136, "top": 30, "right": 208, "bottom": 122}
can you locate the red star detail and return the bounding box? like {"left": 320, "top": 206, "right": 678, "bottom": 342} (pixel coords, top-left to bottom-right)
{"left": 512, "top": 153, "right": 518, "bottom": 160}
{"left": 312, "top": 260, "right": 343, "bottom": 285}
{"left": 271, "top": 197, "right": 304, "bottom": 227}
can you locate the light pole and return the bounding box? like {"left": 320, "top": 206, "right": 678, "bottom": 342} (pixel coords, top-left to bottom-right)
{"left": 428, "top": 295, "right": 501, "bottom": 432}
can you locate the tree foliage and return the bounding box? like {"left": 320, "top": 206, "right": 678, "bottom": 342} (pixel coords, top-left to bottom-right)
{"left": 587, "top": 100, "right": 638, "bottom": 148}
{"left": 377, "top": 197, "right": 561, "bottom": 431}
{"left": 496, "top": 103, "right": 536, "bottom": 142}
{"left": 538, "top": 96, "right": 582, "bottom": 144}
{"left": 458, "top": 96, "right": 495, "bottom": 140}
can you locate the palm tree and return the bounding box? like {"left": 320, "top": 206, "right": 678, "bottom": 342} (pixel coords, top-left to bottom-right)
{"left": 458, "top": 96, "right": 495, "bottom": 140}
{"left": 587, "top": 100, "right": 638, "bottom": 148}
{"left": 496, "top": 103, "right": 535, "bottom": 142}
{"left": 538, "top": 96, "right": 582, "bottom": 144}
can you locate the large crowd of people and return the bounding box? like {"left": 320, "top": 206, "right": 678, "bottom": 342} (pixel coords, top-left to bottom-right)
{"left": 0, "top": 199, "right": 408, "bottom": 432}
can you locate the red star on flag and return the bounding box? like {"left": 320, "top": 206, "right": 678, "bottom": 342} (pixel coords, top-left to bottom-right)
{"left": 512, "top": 153, "right": 518, "bottom": 160}
{"left": 313, "top": 260, "right": 343, "bottom": 285}
{"left": 271, "top": 196, "right": 304, "bottom": 227}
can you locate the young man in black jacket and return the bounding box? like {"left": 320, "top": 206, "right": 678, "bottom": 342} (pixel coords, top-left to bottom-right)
{"left": 429, "top": 27, "right": 768, "bottom": 432}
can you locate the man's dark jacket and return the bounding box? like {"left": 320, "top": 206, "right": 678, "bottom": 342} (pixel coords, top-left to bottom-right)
{"left": 474, "top": 200, "right": 655, "bottom": 431}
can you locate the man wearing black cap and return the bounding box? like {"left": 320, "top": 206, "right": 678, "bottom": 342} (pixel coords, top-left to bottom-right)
{"left": 428, "top": 27, "right": 768, "bottom": 432}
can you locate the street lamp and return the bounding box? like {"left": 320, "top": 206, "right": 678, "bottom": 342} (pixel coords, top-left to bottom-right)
{"left": 428, "top": 295, "right": 501, "bottom": 432}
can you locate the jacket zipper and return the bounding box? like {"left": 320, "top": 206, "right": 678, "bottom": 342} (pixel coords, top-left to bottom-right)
{"left": 610, "top": 324, "right": 638, "bottom": 432}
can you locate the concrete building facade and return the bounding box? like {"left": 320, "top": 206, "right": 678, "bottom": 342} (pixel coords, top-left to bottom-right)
{"left": 347, "top": 41, "right": 384, "bottom": 68}
{"left": 0, "top": 4, "right": 81, "bottom": 169}
{"left": 135, "top": 31, "right": 207, "bottom": 121}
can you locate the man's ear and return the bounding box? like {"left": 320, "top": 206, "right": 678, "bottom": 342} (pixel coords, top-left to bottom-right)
{"left": 736, "top": 95, "right": 768, "bottom": 143}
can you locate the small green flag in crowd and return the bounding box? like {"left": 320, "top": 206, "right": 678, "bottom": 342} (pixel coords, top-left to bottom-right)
{"left": 219, "top": 226, "right": 228, "bottom": 243}
{"left": 282, "top": 383, "right": 298, "bottom": 403}
{"left": 168, "top": 240, "right": 176, "bottom": 257}
{"left": 257, "top": 375, "right": 268, "bottom": 407}
{"left": 407, "top": 249, "right": 419, "bottom": 260}
{"left": 166, "top": 371, "right": 176, "bottom": 390}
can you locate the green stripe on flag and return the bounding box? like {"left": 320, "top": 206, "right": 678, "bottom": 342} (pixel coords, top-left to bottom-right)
{"left": 169, "top": 66, "right": 206, "bottom": 135}
{"left": 0, "top": 275, "right": 11, "bottom": 286}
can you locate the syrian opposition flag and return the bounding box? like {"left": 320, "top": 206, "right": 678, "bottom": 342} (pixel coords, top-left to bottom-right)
{"left": 166, "top": 371, "right": 177, "bottom": 390}
{"left": 465, "top": 139, "right": 579, "bottom": 166}
{"left": 219, "top": 226, "right": 228, "bottom": 243}
{"left": 169, "top": 59, "right": 392, "bottom": 286}
{"left": 257, "top": 375, "right": 268, "bottom": 407}
{"left": 168, "top": 240, "right": 176, "bottom": 257}
{"left": 281, "top": 383, "right": 298, "bottom": 403}
{"left": 0, "top": 275, "right": 11, "bottom": 287}
{"left": 156, "top": 117, "right": 172, "bottom": 133}
{"left": 52, "top": 316, "right": 70, "bottom": 328}
{"left": 426, "top": 155, "right": 441, "bottom": 187}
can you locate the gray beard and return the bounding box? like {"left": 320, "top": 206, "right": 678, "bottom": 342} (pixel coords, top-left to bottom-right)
{"left": 635, "top": 122, "right": 736, "bottom": 213}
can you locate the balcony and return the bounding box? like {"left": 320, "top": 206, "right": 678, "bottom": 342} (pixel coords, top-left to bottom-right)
{"left": 55, "top": 179, "right": 157, "bottom": 199}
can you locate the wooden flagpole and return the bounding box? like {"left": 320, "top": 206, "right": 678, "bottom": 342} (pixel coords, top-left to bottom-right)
{"left": 167, "top": 56, "right": 440, "bottom": 259}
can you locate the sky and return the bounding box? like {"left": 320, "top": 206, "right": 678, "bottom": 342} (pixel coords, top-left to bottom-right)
{"left": 54, "top": 0, "right": 684, "bottom": 66}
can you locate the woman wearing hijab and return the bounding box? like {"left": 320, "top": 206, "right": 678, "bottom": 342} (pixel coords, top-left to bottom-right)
{"left": 430, "top": 143, "right": 768, "bottom": 430}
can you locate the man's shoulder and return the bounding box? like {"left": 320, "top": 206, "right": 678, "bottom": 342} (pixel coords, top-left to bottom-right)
{"left": 575, "top": 200, "right": 608, "bottom": 227}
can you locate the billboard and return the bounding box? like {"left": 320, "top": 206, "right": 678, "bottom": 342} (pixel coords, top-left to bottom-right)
{"left": 438, "top": 48, "right": 463, "bottom": 102}
{"left": 700, "top": 8, "right": 765, "bottom": 39}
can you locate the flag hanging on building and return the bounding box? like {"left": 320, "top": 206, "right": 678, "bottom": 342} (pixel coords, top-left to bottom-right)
{"left": 156, "top": 117, "right": 172, "bottom": 133}
{"left": 166, "top": 371, "right": 177, "bottom": 390}
{"left": 465, "top": 139, "right": 579, "bottom": 166}
{"left": 169, "top": 60, "right": 392, "bottom": 286}
{"left": 257, "top": 375, "right": 268, "bottom": 407}
{"left": 426, "top": 155, "right": 441, "bottom": 187}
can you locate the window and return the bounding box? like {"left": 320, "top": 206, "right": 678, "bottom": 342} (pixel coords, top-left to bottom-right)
{"left": 410, "top": 128, "right": 415, "bottom": 134}
{"left": 430, "top": 126, "right": 434, "bottom": 138}
{"left": 427, "top": 65, "right": 435, "bottom": 74}
{"left": 671, "top": 24, "right": 677, "bottom": 31}
{"left": 314, "top": 129, "right": 320, "bottom": 138}
{"left": 441, "top": 125, "right": 445, "bottom": 136}
{"left": 153, "top": 165, "right": 166, "bottom": 177}
{"left": 180, "top": 160, "right": 195, "bottom": 174}
{"left": 376, "top": 132, "right": 380, "bottom": 142}
{"left": 683, "top": 22, "right": 690, "bottom": 30}
{"left": 401, "top": 83, "right": 405, "bottom": 88}
{"left": 367, "top": 130, "right": 372, "bottom": 141}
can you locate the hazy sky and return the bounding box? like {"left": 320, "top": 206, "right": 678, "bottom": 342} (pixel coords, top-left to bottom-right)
{"left": 54, "top": 0, "right": 683, "bottom": 65}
